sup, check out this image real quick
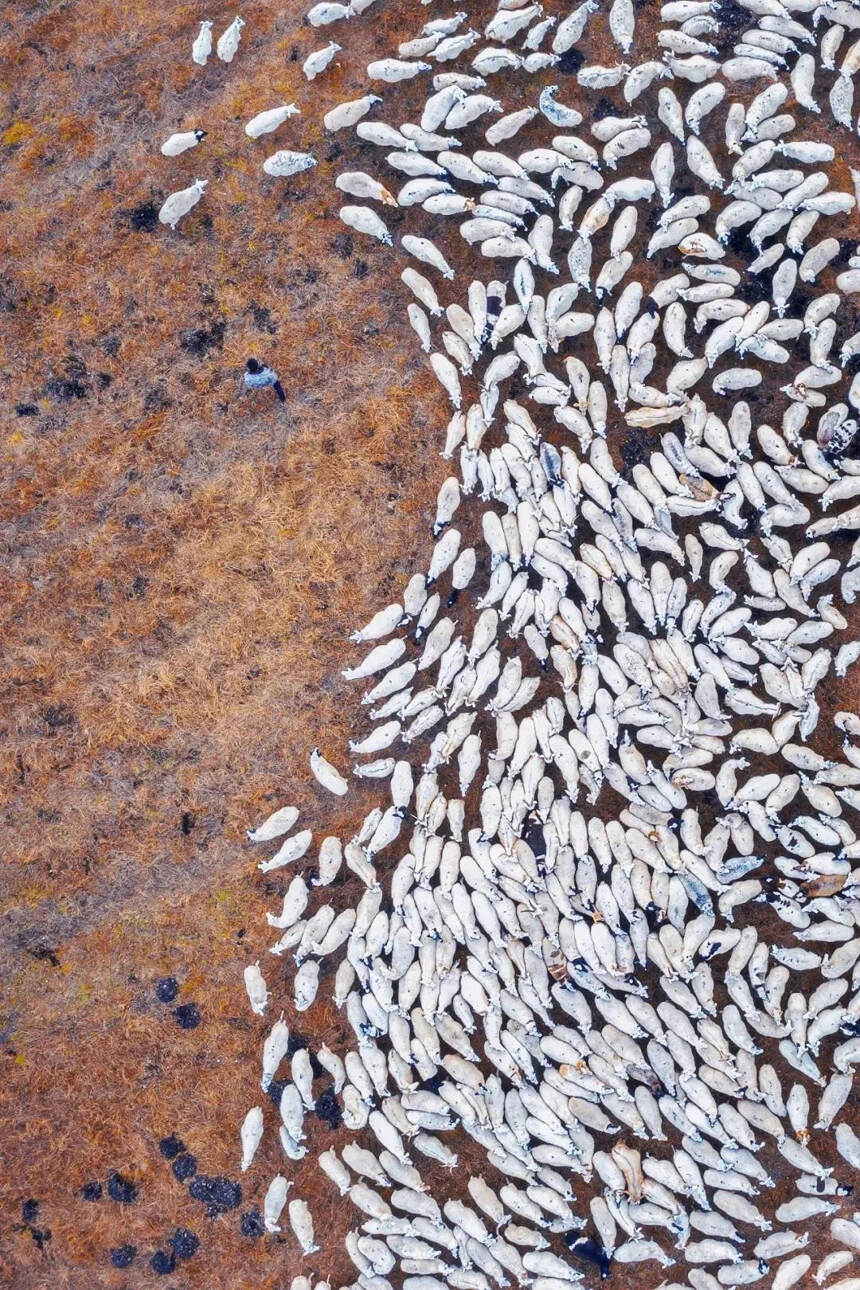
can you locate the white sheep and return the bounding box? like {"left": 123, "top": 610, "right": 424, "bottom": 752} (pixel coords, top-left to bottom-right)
{"left": 158, "top": 178, "right": 208, "bottom": 230}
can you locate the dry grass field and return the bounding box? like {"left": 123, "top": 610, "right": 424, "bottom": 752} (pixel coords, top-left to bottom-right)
{"left": 0, "top": 2, "right": 450, "bottom": 1284}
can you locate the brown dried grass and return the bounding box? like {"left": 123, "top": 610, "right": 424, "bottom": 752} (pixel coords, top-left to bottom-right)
{"left": 0, "top": 1, "right": 449, "bottom": 1284}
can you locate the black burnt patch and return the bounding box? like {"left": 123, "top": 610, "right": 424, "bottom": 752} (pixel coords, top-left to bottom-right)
{"left": 179, "top": 319, "right": 226, "bottom": 357}
{"left": 169, "top": 1227, "right": 200, "bottom": 1260}
{"left": 620, "top": 433, "right": 650, "bottom": 470}
{"left": 150, "top": 1250, "right": 176, "bottom": 1275}
{"left": 155, "top": 976, "right": 179, "bottom": 1003}
{"left": 713, "top": 0, "right": 752, "bottom": 49}
{"left": 173, "top": 1002, "right": 201, "bottom": 1029}
{"left": 158, "top": 1133, "right": 185, "bottom": 1159}
{"left": 557, "top": 46, "right": 584, "bottom": 75}
{"left": 188, "top": 1175, "right": 242, "bottom": 1217}
{"left": 314, "top": 1085, "right": 343, "bottom": 1129}
{"left": 592, "top": 97, "right": 619, "bottom": 121}
{"left": 171, "top": 1152, "right": 198, "bottom": 1182}
{"left": 124, "top": 201, "right": 159, "bottom": 232}
{"left": 833, "top": 239, "right": 854, "bottom": 268}
{"left": 241, "top": 1209, "right": 265, "bottom": 1238}
{"left": 266, "top": 1077, "right": 287, "bottom": 1108}
{"left": 733, "top": 265, "right": 772, "bottom": 307}
{"left": 44, "top": 375, "right": 88, "bottom": 400}
{"left": 107, "top": 1173, "right": 138, "bottom": 1204}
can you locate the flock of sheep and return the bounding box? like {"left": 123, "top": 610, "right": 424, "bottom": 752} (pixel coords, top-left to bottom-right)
{"left": 158, "top": 0, "right": 860, "bottom": 1286}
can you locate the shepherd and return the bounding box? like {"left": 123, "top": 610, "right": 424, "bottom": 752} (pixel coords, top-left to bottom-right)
{"left": 244, "top": 358, "right": 285, "bottom": 403}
